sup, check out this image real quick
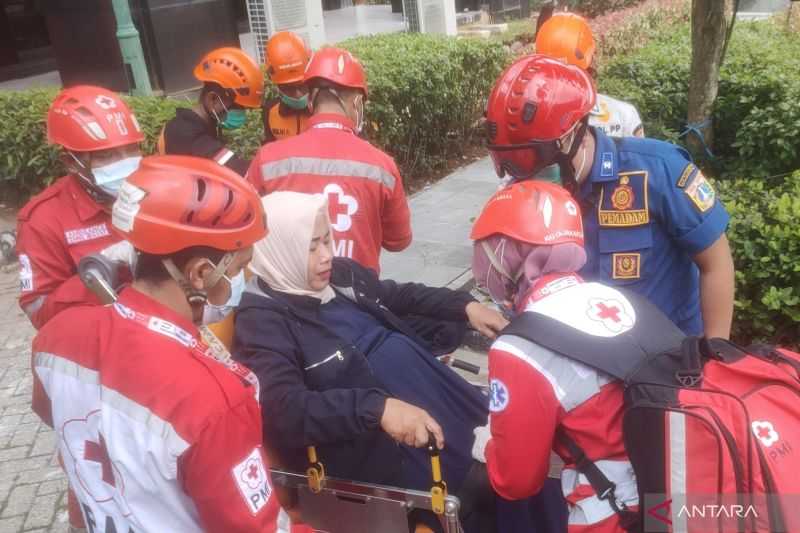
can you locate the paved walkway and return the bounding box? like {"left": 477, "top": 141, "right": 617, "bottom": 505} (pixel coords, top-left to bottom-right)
{"left": 381, "top": 157, "right": 497, "bottom": 286}
{"left": 0, "top": 156, "right": 495, "bottom": 532}
{"left": 0, "top": 266, "right": 69, "bottom": 533}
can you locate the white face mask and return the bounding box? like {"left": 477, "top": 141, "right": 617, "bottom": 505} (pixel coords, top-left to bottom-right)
{"left": 202, "top": 270, "right": 246, "bottom": 325}
{"left": 92, "top": 156, "right": 142, "bottom": 197}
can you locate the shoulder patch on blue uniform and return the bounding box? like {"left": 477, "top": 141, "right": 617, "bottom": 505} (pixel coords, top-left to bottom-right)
{"left": 684, "top": 171, "right": 716, "bottom": 213}
{"left": 598, "top": 171, "right": 650, "bottom": 227}
{"left": 676, "top": 163, "right": 697, "bottom": 189}
{"left": 600, "top": 152, "right": 614, "bottom": 177}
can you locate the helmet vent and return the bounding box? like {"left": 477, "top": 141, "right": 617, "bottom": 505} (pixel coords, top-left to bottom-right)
{"left": 522, "top": 102, "right": 537, "bottom": 124}
{"left": 486, "top": 121, "right": 498, "bottom": 140}
{"left": 223, "top": 189, "right": 234, "bottom": 210}
{"left": 196, "top": 178, "right": 207, "bottom": 202}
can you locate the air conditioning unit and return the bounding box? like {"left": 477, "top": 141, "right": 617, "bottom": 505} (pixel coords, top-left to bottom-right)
{"left": 245, "top": 0, "right": 326, "bottom": 64}
{"left": 403, "top": 0, "right": 457, "bottom": 35}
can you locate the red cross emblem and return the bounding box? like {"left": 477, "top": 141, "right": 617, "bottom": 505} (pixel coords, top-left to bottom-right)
{"left": 752, "top": 420, "right": 779, "bottom": 447}
{"left": 595, "top": 302, "right": 621, "bottom": 322}
{"left": 586, "top": 297, "right": 634, "bottom": 333}
{"left": 84, "top": 434, "right": 115, "bottom": 487}
{"left": 323, "top": 183, "right": 358, "bottom": 232}
{"left": 240, "top": 458, "right": 263, "bottom": 489}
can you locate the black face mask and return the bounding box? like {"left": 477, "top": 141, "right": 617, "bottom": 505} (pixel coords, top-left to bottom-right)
{"left": 556, "top": 119, "right": 589, "bottom": 193}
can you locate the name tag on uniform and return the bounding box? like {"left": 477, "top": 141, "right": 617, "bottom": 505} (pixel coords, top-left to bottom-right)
{"left": 64, "top": 223, "right": 110, "bottom": 245}
{"left": 597, "top": 171, "right": 650, "bottom": 227}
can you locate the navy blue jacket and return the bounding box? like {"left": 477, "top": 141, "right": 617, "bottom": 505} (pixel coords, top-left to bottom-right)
{"left": 233, "top": 258, "right": 475, "bottom": 484}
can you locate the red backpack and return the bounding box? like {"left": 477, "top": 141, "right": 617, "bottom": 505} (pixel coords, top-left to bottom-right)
{"left": 504, "top": 291, "right": 800, "bottom": 533}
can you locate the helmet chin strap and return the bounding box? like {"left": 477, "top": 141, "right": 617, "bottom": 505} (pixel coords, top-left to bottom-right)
{"left": 65, "top": 152, "right": 115, "bottom": 205}
{"left": 557, "top": 119, "right": 590, "bottom": 193}
{"left": 162, "top": 252, "right": 236, "bottom": 325}
{"left": 480, "top": 240, "right": 524, "bottom": 284}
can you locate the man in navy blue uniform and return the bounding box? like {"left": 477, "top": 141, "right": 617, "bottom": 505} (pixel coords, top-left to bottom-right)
{"left": 486, "top": 54, "right": 734, "bottom": 337}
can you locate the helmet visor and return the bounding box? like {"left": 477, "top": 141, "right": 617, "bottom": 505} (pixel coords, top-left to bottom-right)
{"left": 489, "top": 142, "right": 560, "bottom": 180}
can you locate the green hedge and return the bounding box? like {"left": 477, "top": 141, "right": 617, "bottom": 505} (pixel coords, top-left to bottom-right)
{"left": 718, "top": 172, "right": 800, "bottom": 346}
{"left": 340, "top": 33, "right": 508, "bottom": 178}
{"left": 599, "top": 17, "right": 800, "bottom": 178}
{"left": 0, "top": 32, "right": 508, "bottom": 203}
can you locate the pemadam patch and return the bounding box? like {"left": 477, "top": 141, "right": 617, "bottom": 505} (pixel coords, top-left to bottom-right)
{"left": 598, "top": 171, "right": 649, "bottom": 227}
{"left": 684, "top": 171, "right": 716, "bottom": 213}
{"left": 612, "top": 253, "right": 641, "bottom": 280}
{"left": 611, "top": 183, "right": 634, "bottom": 211}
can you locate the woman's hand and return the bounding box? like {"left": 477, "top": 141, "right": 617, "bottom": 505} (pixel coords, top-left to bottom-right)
{"left": 380, "top": 398, "right": 444, "bottom": 449}
{"left": 466, "top": 301, "right": 509, "bottom": 339}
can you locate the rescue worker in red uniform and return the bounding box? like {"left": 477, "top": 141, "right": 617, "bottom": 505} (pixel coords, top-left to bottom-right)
{"left": 31, "top": 156, "right": 285, "bottom": 532}
{"left": 247, "top": 47, "right": 411, "bottom": 273}
{"left": 159, "top": 47, "right": 264, "bottom": 176}
{"left": 262, "top": 31, "right": 312, "bottom": 144}
{"left": 17, "top": 85, "right": 142, "bottom": 331}
{"left": 470, "top": 181, "right": 641, "bottom": 533}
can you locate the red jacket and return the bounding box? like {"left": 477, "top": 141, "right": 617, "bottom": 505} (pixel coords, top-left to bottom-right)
{"left": 32, "top": 288, "right": 282, "bottom": 532}
{"left": 16, "top": 175, "right": 119, "bottom": 329}
{"left": 247, "top": 114, "right": 411, "bottom": 273}
{"left": 486, "top": 274, "right": 638, "bottom": 533}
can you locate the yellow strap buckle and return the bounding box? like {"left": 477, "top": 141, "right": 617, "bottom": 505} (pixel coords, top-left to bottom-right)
{"left": 306, "top": 446, "right": 325, "bottom": 493}
{"left": 428, "top": 434, "right": 447, "bottom": 515}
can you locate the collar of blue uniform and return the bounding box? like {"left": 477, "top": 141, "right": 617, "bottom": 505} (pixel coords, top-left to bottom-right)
{"left": 578, "top": 128, "right": 619, "bottom": 200}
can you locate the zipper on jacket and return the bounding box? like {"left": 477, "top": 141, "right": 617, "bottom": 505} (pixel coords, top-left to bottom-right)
{"left": 304, "top": 350, "right": 344, "bottom": 371}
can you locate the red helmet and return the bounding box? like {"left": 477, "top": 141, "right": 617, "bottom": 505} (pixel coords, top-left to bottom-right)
{"left": 47, "top": 86, "right": 144, "bottom": 152}
{"left": 471, "top": 180, "right": 583, "bottom": 247}
{"left": 485, "top": 54, "right": 595, "bottom": 180}
{"left": 112, "top": 155, "right": 267, "bottom": 255}
{"left": 304, "top": 47, "right": 368, "bottom": 96}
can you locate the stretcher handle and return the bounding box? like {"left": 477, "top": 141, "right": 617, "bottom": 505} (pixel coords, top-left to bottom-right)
{"left": 437, "top": 355, "right": 481, "bottom": 375}
{"left": 427, "top": 432, "right": 447, "bottom": 515}
{"left": 451, "top": 359, "right": 480, "bottom": 375}
{"left": 306, "top": 445, "right": 325, "bottom": 494}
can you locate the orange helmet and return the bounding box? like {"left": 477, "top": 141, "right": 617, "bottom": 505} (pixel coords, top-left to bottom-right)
{"left": 112, "top": 155, "right": 267, "bottom": 255}
{"left": 535, "top": 13, "right": 596, "bottom": 71}
{"left": 471, "top": 181, "right": 584, "bottom": 247}
{"left": 266, "top": 31, "right": 311, "bottom": 85}
{"left": 193, "top": 47, "right": 264, "bottom": 108}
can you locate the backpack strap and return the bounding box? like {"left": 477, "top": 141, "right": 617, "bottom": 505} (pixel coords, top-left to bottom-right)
{"left": 501, "top": 288, "right": 684, "bottom": 383}
{"left": 746, "top": 342, "right": 800, "bottom": 378}
{"left": 557, "top": 429, "right": 640, "bottom": 531}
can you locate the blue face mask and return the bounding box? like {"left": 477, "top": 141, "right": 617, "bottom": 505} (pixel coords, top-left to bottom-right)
{"left": 221, "top": 109, "right": 247, "bottom": 130}
{"left": 280, "top": 92, "right": 309, "bottom": 110}
{"left": 92, "top": 156, "right": 142, "bottom": 197}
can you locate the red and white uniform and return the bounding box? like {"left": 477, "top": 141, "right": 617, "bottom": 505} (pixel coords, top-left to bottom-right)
{"left": 485, "top": 273, "right": 638, "bottom": 533}
{"left": 246, "top": 113, "right": 411, "bottom": 273}
{"left": 32, "top": 288, "right": 282, "bottom": 533}
{"left": 17, "top": 175, "right": 119, "bottom": 329}
{"left": 589, "top": 94, "right": 644, "bottom": 138}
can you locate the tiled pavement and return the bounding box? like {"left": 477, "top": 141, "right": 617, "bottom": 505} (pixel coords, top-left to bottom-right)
{"left": 0, "top": 266, "right": 70, "bottom": 533}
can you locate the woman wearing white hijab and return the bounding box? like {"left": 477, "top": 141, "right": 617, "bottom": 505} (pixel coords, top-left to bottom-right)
{"left": 233, "top": 191, "right": 508, "bottom": 533}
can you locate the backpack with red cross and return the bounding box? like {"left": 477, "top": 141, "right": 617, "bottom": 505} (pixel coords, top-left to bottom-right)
{"left": 503, "top": 286, "right": 800, "bottom": 532}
